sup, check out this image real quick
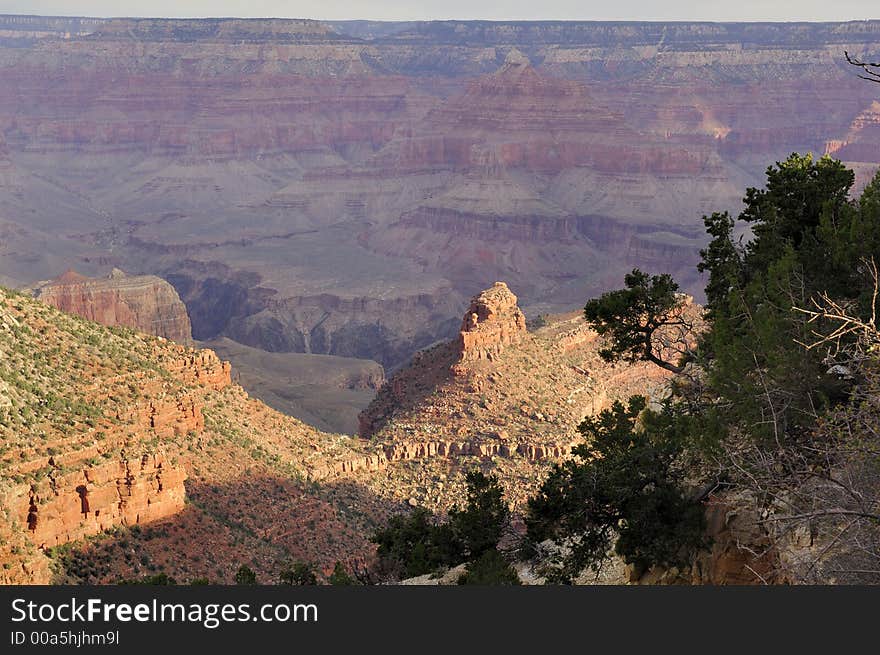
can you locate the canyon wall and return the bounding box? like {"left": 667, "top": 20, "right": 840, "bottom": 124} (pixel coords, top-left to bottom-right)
{"left": 0, "top": 296, "right": 231, "bottom": 583}
{"left": 32, "top": 269, "right": 193, "bottom": 343}
{"left": 0, "top": 17, "right": 878, "bottom": 368}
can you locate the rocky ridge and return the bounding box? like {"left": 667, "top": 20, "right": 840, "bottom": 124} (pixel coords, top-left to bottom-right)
{"left": 1, "top": 281, "right": 781, "bottom": 585}
{"left": 0, "top": 287, "right": 386, "bottom": 584}
{"left": 357, "top": 281, "right": 678, "bottom": 511}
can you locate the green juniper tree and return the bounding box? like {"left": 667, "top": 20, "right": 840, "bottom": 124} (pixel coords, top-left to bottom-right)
{"left": 234, "top": 564, "right": 257, "bottom": 585}
{"left": 584, "top": 270, "right": 693, "bottom": 374}
{"left": 279, "top": 560, "right": 318, "bottom": 585}
{"left": 541, "top": 155, "right": 880, "bottom": 582}
{"left": 525, "top": 397, "right": 706, "bottom": 583}
{"left": 371, "top": 470, "right": 513, "bottom": 580}
{"left": 328, "top": 561, "right": 356, "bottom": 585}
{"left": 457, "top": 550, "right": 521, "bottom": 586}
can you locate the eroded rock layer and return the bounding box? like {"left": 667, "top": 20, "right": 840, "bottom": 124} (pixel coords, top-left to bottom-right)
{"left": 33, "top": 269, "right": 193, "bottom": 343}
{"left": 0, "top": 17, "right": 878, "bottom": 367}
{"left": 458, "top": 282, "right": 527, "bottom": 362}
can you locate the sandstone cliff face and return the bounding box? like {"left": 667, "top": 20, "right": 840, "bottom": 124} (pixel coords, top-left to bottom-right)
{"left": 4, "top": 454, "right": 186, "bottom": 553}
{"left": 0, "top": 354, "right": 228, "bottom": 583}
{"left": 0, "top": 288, "right": 232, "bottom": 583}
{"left": 33, "top": 269, "right": 193, "bottom": 343}
{"left": 458, "top": 281, "right": 526, "bottom": 362}
{"left": 1, "top": 288, "right": 404, "bottom": 585}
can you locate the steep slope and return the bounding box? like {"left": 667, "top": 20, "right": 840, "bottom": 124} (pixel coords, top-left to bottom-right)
{"left": 358, "top": 282, "right": 681, "bottom": 510}
{"left": 361, "top": 281, "right": 675, "bottom": 444}
{"left": 0, "top": 286, "right": 389, "bottom": 584}
{"left": 31, "top": 269, "right": 193, "bottom": 343}
{"left": 338, "top": 57, "right": 724, "bottom": 305}
{"left": 1, "top": 281, "right": 772, "bottom": 585}
{"left": 359, "top": 282, "right": 776, "bottom": 584}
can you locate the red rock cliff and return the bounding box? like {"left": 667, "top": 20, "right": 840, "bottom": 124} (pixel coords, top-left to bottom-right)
{"left": 33, "top": 269, "right": 193, "bottom": 343}
{"left": 0, "top": 297, "right": 231, "bottom": 583}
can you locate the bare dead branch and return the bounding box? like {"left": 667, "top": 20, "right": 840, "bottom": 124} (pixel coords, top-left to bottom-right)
{"left": 792, "top": 257, "right": 880, "bottom": 367}
{"left": 846, "top": 50, "right": 880, "bottom": 83}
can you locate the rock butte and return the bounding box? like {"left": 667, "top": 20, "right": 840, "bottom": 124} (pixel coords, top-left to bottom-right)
{"left": 458, "top": 282, "right": 527, "bottom": 363}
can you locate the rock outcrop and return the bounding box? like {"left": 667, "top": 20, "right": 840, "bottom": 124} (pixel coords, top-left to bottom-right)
{"left": 4, "top": 454, "right": 186, "bottom": 554}
{"left": 458, "top": 282, "right": 527, "bottom": 363}
{"left": 359, "top": 282, "right": 678, "bottom": 449}
{"left": 0, "top": 288, "right": 236, "bottom": 583}
{"left": 0, "top": 346, "right": 231, "bottom": 583}
{"left": 32, "top": 269, "right": 193, "bottom": 343}
{"left": 0, "top": 288, "right": 400, "bottom": 585}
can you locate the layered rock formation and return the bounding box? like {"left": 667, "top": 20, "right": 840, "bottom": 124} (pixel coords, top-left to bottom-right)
{"left": 359, "top": 281, "right": 678, "bottom": 455}
{"left": 0, "top": 17, "right": 877, "bottom": 368}
{"left": 458, "top": 282, "right": 526, "bottom": 362}
{"left": 0, "top": 274, "right": 820, "bottom": 586}
{"left": 0, "top": 287, "right": 391, "bottom": 584}
{"left": 0, "top": 289, "right": 221, "bottom": 582}
{"left": 32, "top": 269, "right": 193, "bottom": 343}
{"left": 10, "top": 454, "right": 186, "bottom": 552}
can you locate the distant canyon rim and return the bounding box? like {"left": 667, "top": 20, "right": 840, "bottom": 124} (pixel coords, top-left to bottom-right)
{"left": 1, "top": 15, "right": 879, "bottom": 375}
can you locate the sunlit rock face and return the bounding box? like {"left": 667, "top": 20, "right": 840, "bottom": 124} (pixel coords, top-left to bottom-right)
{"left": 32, "top": 269, "right": 193, "bottom": 343}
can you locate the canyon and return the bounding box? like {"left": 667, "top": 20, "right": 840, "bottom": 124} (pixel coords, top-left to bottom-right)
{"left": 1, "top": 16, "right": 878, "bottom": 585}
{"left": 22, "top": 266, "right": 388, "bottom": 434}
{"left": 0, "top": 16, "right": 877, "bottom": 371}
{"left": 1, "top": 277, "right": 779, "bottom": 584}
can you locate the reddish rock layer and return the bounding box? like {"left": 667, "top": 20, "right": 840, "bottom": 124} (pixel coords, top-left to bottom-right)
{"left": 4, "top": 454, "right": 186, "bottom": 553}
{"left": 458, "top": 282, "right": 527, "bottom": 363}
{"left": 33, "top": 269, "right": 193, "bottom": 343}
{"left": 1, "top": 19, "right": 878, "bottom": 366}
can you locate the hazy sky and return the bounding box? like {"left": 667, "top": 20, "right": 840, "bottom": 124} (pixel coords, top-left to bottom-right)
{"left": 0, "top": 1, "right": 876, "bottom": 22}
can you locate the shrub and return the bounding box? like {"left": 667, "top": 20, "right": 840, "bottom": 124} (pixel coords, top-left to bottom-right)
{"left": 371, "top": 470, "right": 510, "bottom": 578}
{"left": 278, "top": 560, "right": 318, "bottom": 586}
{"left": 457, "top": 550, "right": 521, "bottom": 586}
{"left": 328, "top": 561, "right": 356, "bottom": 586}
{"left": 234, "top": 564, "right": 257, "bottom": 585}
{"left": 525, "top": 397, "right": 707, "bottom": 583}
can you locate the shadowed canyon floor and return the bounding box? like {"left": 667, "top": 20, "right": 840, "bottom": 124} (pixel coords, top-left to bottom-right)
{"left": 201, "top": 336, "right": 384, "bottom": 434}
